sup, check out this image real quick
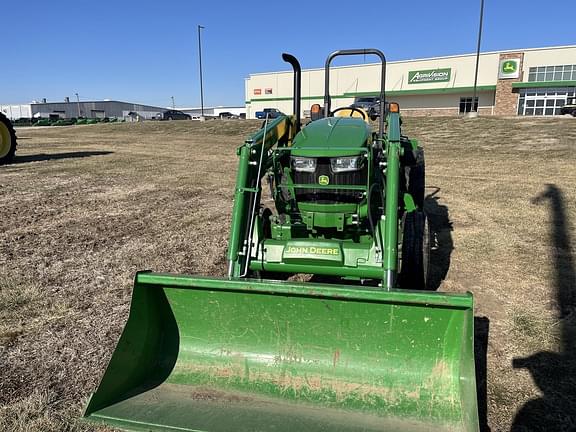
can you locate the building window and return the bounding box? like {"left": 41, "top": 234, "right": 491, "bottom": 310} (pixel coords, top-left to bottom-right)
{"left": 459, "top": 97, "right": 478, "bottom": 114}
{"left": 528, "top": 65, "right": 576, "bottom": 82}
{"left": 518, "top": 87, "right": 576, "bottom": 116}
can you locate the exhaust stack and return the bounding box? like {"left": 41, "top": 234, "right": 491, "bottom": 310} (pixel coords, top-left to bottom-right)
{"left": 281, "top": 53, "right": 301, "bottom": 134}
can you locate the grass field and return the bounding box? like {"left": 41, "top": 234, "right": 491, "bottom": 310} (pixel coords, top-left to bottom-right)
{"left": 1, "top": 117, "right": 575, "bottom": 431}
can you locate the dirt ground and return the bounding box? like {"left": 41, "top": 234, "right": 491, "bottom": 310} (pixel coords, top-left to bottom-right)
{"left": 0, "top": 117, "right": 575, "bottom": 431}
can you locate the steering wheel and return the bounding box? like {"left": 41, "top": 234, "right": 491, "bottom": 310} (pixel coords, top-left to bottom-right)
{"left": 331, "top": 107, "right": 366, "bottom": 120}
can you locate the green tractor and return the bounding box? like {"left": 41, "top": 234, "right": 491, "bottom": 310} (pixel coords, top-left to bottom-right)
{"left": 0, "top": 112, "right": 17, "bottom": 165}
{"left": 84, "top": 49, "right": 478, "bottom": 432}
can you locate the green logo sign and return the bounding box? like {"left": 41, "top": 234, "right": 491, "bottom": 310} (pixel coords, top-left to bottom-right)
{"left": 318, "top": 175, "right": 329, "bottom": 186}
{"left": 498, "top": 58, "right": 520, "bottom": 79}
{"left": 408, "top": 68, "right": 451, "bottom": 84}
{"left": 501, "top": 60, "right": 517, "bottom": 74}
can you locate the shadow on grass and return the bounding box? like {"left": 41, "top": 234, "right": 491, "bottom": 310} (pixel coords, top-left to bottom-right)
{"left": 426, "top": 188, "right": 490, "bottom": 430}
{"left": 13, "top": 151, "right": 113, "bottom": 164}
{"left": 425, "top": 187, "right": 453, "bottom": 291}
{"left": 511, "top": 184, "right": 576, "bottom": 431}
{"left": 475, "top": 316, "right": 491, "bottom": 432}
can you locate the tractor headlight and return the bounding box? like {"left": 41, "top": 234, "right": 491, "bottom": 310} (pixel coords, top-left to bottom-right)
{"left": 330, "top": 156, "right": 363, "bottom": 173}
{"left": 291, "top": 157, "right": 316, "bottom": 172}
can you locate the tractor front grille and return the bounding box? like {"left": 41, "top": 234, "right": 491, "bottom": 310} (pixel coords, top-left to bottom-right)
{"left": 293, "top": 158, "right": 367, "bottom": 204}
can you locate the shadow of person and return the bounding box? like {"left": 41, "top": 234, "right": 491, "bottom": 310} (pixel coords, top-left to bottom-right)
{"left": 424, "top": 187, "right": 454, "bottom": 291}
{"left": 511, "top": 184, "right": 576, "bottom": 432}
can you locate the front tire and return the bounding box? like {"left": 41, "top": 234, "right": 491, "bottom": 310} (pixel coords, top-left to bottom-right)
{"left": 399, "top": 211, "right": 430, "bottom": 290}
{"left": 408, "top": 151, "right": 425, "bottom": 210}
{"left": 0, "top": 113, "right": 17, "bottom": 165}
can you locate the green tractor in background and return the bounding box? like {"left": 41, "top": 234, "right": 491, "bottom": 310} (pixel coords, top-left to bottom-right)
{"left": 84, "top": 49, "right": 478, "bottom": 432}
{"left": 0, "top": 112, "right": 17, "bottom": 165}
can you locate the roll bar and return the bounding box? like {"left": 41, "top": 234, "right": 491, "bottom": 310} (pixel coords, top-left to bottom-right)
{"left": 324, "top": 49, "right": 386, "bottom": 140}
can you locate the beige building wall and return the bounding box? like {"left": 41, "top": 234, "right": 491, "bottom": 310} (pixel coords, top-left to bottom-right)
{"left": 246, "top": 46, "right": 576, "bottom": 118}
{"left": 522, "top": 46, "right": 576, "bottom": 79}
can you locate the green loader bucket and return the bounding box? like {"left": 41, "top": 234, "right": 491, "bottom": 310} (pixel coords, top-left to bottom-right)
{"left": 84, "top": 272, "right": 479, "bottom": 432}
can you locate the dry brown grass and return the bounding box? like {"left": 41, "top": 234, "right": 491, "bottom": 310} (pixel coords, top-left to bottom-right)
{"left": 0, "top": 117, "right": 575, "bottom": 431}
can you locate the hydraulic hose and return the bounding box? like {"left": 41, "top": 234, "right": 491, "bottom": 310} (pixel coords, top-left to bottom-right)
{"left": 367, "top": 182, "right": 383, "bottom": 257}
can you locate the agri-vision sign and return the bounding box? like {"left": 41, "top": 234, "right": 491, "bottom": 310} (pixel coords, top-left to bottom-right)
{"left": 408, "top": 68, "right": 452, "bottom": 84}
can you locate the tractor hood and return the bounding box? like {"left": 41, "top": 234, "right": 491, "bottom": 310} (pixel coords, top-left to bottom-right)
{"left": 291, "top": 117, "right": 371, "bottom": 157}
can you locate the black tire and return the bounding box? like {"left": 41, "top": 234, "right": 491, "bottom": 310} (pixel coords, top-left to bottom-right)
{"left": 408, "top": 151, "right": 425, "bottom": 209}
{"left": 399, "top": 211, "right": 430, "bottom": 290}
{"left": 0, "top": 113, "right": 17, "bottom": 165}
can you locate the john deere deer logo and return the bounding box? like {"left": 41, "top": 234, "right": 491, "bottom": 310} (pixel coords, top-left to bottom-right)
{"left": 318, "top": 175, "right": 329, "bottom": 186}
{"left": 502, "top": 61, "right": 517, "bottom": 74}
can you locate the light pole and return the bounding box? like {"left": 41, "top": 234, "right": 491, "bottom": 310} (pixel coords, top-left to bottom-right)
{"left": 171, "top": 96, "right": 175, "bottom": 109}
{"left": 75, "top": 93, "right": 81, "bottom": 118}
{"left": 469, "top": 0, "right": 485, "bottom": 118}
{"left": 198, "top": 25, "right": 205, "bottom": 119}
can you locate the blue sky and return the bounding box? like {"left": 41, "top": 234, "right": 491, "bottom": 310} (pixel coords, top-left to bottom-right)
{"left": 2, "top": 0, "right": 575, "bottom": 108}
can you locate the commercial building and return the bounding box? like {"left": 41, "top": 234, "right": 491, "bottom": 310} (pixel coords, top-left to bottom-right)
{"left": 179, "top": 106, "right": 246, "bottom": 117}
{"left": 245, "top": 45, "right": 576, "bottom": 118}
{"left": 0, "top": 100, "right": 167, "bottom": 121}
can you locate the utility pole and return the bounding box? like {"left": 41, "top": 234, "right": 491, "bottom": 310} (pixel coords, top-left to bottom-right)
{"left": 75, "top": 93, "right": 81, "bottom": 118}
{"left": 171, "top": 96, "right": 175, "bottom": 109}
{"left": 469, "top": 0, "right": 485, "bottom": 117}
{"left": 198, "top": 25, "right": 205, "bottom": 119}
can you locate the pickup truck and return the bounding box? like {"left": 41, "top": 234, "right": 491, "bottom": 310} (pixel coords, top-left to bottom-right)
{"left": 255, "top": 108, "right": 282, "bottom": 119}
{"left": 561, "top": 97, "right": 576, "bottom": 116}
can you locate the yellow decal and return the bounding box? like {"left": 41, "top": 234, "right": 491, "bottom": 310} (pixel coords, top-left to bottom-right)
{"left": 318, "top": 175, "right": 330, "bottom": 186}
{"left": 286, "top": 246, "right": 339, "bottom": 256}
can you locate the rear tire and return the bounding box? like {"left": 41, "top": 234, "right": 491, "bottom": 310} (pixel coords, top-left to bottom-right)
{"left": 399, "top": 211, "right": 430, "bottom": 290}
{"left": 0, "top": 113, "right": 17, "bottom": 165}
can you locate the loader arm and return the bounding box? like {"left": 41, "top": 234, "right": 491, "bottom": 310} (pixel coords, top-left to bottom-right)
{"left": 227, "top": 114, "right": 296, "bottom": 277}
{"left": 383, "top": 108, "right": 402, "bottom": 289}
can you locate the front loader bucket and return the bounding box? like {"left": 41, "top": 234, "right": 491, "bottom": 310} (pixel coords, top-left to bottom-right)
{"left": 84, "top": 272, "right": 479, "bottom": 432}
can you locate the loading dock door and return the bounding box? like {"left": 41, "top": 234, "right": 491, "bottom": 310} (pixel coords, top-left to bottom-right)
{"left": 91, "top": 110, "right": 106, "bottom": 119}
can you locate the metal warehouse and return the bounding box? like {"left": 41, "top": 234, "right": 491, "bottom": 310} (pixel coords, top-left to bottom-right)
{"left": 245, "top": 45, "right": 576, "bottom": 118}
{"left": 1, "top": 100, "right": 167, "bottom": 121}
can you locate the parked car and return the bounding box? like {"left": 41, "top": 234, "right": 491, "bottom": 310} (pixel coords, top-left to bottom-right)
{"left": 350, "top": 96, "right": 382, "bottom": 118}
{"left": 560, "top": 97, "right": 576, "bottom": 116}
{"left": 163, "top": 110, "right": 191, "bottom": 120}
{"left": 255, "top": 108, "right": 282, "bottom": 119}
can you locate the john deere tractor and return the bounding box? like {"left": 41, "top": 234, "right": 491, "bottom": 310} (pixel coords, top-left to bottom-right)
{"left": 84, "top": 49, "right": 478, "bottom": 432}
{"left": 0, "top": 112, "right": 17, "bottom": 165}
